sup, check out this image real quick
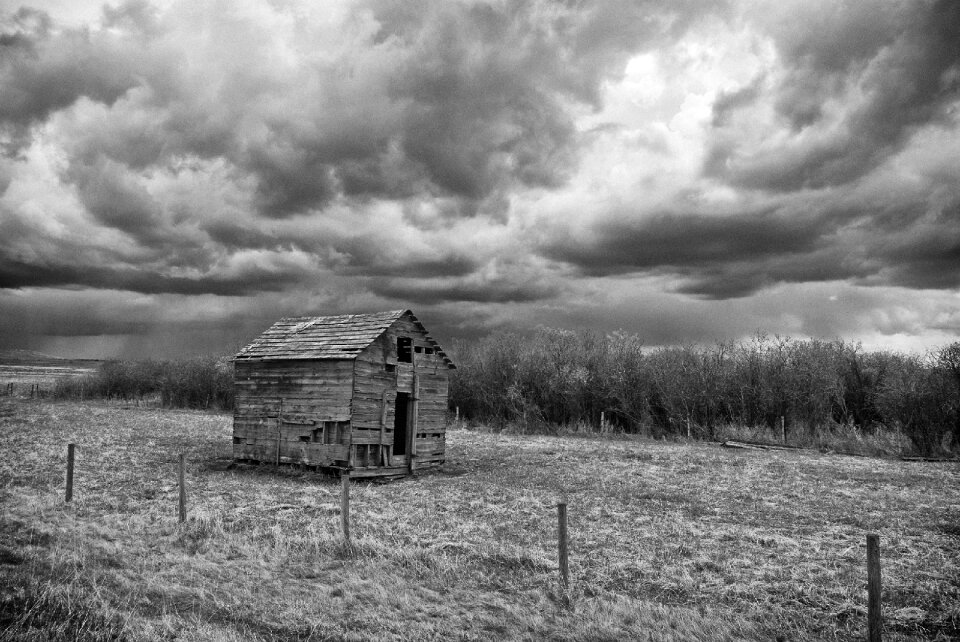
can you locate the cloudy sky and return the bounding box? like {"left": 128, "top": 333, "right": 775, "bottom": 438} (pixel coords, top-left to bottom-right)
{"left": 1, "top": 0, "right": 959, "bottom": 359}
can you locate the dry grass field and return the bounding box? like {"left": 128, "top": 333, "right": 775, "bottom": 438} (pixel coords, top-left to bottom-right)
{"left": 1, "top": 399, "right": 958, "bottom": 641}
{"left": 0, "top": 351, "right": 99, "bottom": 397}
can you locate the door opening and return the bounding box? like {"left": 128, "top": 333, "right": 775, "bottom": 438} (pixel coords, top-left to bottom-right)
{"left": 393, "top": 392, "right": 410, "bottom": 456}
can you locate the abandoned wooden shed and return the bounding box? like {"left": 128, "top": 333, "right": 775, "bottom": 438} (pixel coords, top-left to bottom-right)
{"left": 232, "top": 310, "right": 455, "bottom": 478}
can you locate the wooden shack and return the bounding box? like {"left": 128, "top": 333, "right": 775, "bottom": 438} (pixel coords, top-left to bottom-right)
{"left": 232, "top": 310, "right": 455, "bottom": 478}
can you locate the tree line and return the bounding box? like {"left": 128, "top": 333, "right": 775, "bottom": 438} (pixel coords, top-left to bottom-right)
{"left": 448, "top": 328, "right": 960, "bottom": 456}
{"left": 54, "top": 356, "right": 234, "bottom": 411}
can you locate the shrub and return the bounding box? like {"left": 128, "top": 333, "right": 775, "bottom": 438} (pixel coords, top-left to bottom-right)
{"left": 54, "top": 356, "right": 234, "bottom": 411}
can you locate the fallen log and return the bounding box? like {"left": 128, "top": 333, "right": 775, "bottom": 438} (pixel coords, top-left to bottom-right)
{"left": 721, "top": 440, "right": 805, "bottom": 452}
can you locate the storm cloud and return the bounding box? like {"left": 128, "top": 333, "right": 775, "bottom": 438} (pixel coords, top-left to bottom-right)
{"left": 0, "top": 0, "right": 958, "bottom": 357}
{"left": 706, "top": 0, "right": 960, "bottom": 191}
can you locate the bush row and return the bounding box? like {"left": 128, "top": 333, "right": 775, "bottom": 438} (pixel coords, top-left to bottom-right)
{"left": 449, "top": 329, "right": 960, "bottom": 456}
{"left": 54, "top": 357, "right": 234, "bottom": 411}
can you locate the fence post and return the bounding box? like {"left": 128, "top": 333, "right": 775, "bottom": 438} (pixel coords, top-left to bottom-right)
{"left": 557, "top": 502, "right": 569, "bottom": 590}
{"left": 65, "top": 444, "right": 75, "bottom": 503}
{"left": 781, "top": 416, "right": 786, "bottom": 443}
{"left": 178, "top": 453, "right": 187, "bottom": 523}
{"left": 867, "top": 534, "right": 882, "bottom": 641}
{"left": 341, "top": 472, "right": 351, "bottom": 543}
{"left": 686, "top": 416, "right": 691, "bottom": 439}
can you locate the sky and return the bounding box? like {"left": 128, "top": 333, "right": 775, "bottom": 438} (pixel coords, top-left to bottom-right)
{"left": 1, "top": 0, "right": 959, "bottom": 359}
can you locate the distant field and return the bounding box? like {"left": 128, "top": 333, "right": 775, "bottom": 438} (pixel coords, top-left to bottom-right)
{"left": 0, "top": 352, "right": 100, "bottom": 393}
{"left": 0, "top": 399, "right": 957, "bottom": 641}
{"left": 0, "top": 363, "right": 98, "bottom": 385}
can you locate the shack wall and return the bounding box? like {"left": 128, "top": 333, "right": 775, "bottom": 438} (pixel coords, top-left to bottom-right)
{"left": 233, "top": 359, "right": 354, "bottom": 467}
{"left": 351, "top": 314, "right": 449, "bottom": 471}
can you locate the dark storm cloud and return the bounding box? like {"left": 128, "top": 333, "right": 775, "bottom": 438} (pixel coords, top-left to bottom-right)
{"left": 67, "top": 158, "right": 165, "bottom": 242}
{"left": 711, "top": 75, "right": 764, "bottom": 128}
{"left": 2, "top": 0, "right": 726, "bottom": 221}
{"left": 0, "top": 0, "right": 732, "bottom": 299}
{"left": 0, "top": 288, "right": 271, "bottom": 346}
{"left": 3, "top": 0, "right": 959, "bottom": 358}
{"left": 707, "top": 0, "right": 960, "bottom": 191}
{"left": 370, "top": 275, "right": 560, "bottom": 305}
{"left": 291, "top": 228, "right": 479, "bottom": 278}
{"left": 869, "top": 199, "right": 960, "bottom": 289}
{"left": 672, "top": 246, "right": 875, "bottom": 299}
{"left": 0, "top": 254, "right": 307, "bottom": 296}
{"left": 376, "top": 0, "right": 727, "bottom": 201}
{"left": 0, "top": 7, "right": 140, "bottom": 155}
{"left": 543, "top": 204, "right": 826, "bottom": 273}
{"left": 523, "top": 0, "right": 960, "bottom": 302}
{"left": 540, "top": 186, "right": 960, "bottom": 299}
{"left": 338, "top": 252, "right": 479, "bottom": 279}
{"left": 201, "top": 220, "right": 277, "bottom": 251}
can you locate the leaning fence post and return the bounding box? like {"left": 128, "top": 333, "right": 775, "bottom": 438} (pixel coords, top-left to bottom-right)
{"left": 557, "top": 501, "right": 569, "bottom": 590}
{"left": 178, "top": 453, "right": 187, "bottom": 523}
{"left": 65, "top": 444, "right": 75, "bottom": 503}
{"left": 867, "top": 534, "right": 882, "bottom": 641}
{"left": 341, "top": 472, "right": 351, "bottom": 542}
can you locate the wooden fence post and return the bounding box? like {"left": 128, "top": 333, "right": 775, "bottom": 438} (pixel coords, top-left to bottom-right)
{"left": 65, "top": 444, "right": 75, "bottom": 503}
{"left": 557, "top": 502, "right": 569, "bottom": 590}
{"left": 686, "top": 416, "right": 691, "bottom": 439}
{"left": 781, "top": 416, "right": 786, "bottom": 443}
{"left": 867, "top": 534, "right": 882, "bottom": 641}
{"left": 341, "top": 472, "right": 351, "bottom": 542}
{"left": 178, "top": 453, "right": 187, "bottom": 523}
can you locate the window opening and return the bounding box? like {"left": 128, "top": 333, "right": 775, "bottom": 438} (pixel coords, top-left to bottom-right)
{"left": 424, "top": 348, "right": 434, "bottom": 354}
{"left": 397, "top": 337, "right": 412, "bottom": 363}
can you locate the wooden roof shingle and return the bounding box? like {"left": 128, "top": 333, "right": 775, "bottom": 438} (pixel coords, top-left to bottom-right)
{"left": 234, "top": 310, "right": 454, "bottom": 367}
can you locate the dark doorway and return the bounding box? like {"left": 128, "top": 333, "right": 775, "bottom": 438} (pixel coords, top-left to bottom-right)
{"left": 393, "top": 392, "right": 410, "bottom": 455}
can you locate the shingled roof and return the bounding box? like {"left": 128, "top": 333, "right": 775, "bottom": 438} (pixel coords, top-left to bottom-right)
{"left": 234, "top": 310, "right": 454, "bottom": 367}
